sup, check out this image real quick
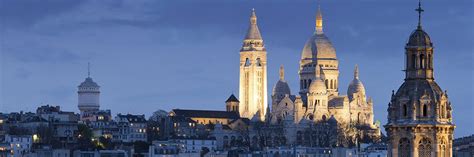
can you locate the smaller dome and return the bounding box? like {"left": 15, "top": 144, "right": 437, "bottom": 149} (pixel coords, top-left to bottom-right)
{"left": 407, "top": 28, "right": 432, "bottom": 47}
{"left": 347, "top": 79, "right": 366, "bottom": 100}
{"left": 309, "top": 78, "right": 327, "bottom": 94}
{"left": 309, "top": 66, "right": 327, "bottom": 94}
{"left": 273, "top": 65, "right": 291, "bottom": 96}
{"left": 79, "top": 77, "right": 99, "bottom": 88}
{"left": 347, "top": 65, "right": 366, "bottom": 101}
{"left": 272, "top": 80, "right": 291, "bottom": 96}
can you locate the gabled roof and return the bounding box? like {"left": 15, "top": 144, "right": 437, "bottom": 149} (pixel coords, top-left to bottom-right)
{"left": 171, "top": 109, "right": 240, "bottom": 119}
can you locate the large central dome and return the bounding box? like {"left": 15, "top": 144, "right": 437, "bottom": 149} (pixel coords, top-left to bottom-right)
{"left": 301, "top": 33, "right": 336, "bottom": 60}
{"left": 300, "top": 6, "right": 336, "bottom": 60}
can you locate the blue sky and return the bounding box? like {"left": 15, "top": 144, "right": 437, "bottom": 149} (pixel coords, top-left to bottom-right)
{"left": 1, "top": 0, "right": 472, "bottom": 137}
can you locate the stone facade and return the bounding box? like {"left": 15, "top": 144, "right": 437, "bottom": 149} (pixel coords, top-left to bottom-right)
{"left": 384, "top": 2, "right": 455, "bottom": 157}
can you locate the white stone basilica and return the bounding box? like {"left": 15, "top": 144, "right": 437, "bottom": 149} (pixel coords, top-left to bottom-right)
{"left": 237, "top": 6, "right": 381, "bottom": 147}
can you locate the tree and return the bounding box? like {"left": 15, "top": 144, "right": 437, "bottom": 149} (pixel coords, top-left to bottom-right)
{"left": 77, "top": 124, "right": 94, "bottom": 150}
{"left": 36, "top": 125, "right": 55, "bottom": 145}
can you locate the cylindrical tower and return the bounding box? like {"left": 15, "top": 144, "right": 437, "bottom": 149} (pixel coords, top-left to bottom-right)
{"left": 78, "top": 66, "right": 100, "bottom": 114}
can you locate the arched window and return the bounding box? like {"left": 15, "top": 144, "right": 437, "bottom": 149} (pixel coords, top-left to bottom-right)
{"left": 244, "top": 58, "right": 251, "bottom": 66}
{"left": 300, "top": 80, "right": 303, "bottom": 89}
{"left": 322, "top": 115, "right": 327, "bottom": 121}
{"left": 398, "top": 138, "right": 411, "bottom": 157}
{"left": 402, "top": 104, "right": 408, "bottom": 118}
{"left": 412, "top": 54, "right": 417, "bottom": 69}
{"left": 420, "top": 54, "right": 425, "bottom": 69}
{"left": 418, "top": 138, "right": 432, "bottom": 157}
{"left": 256, "top": 58, "right": 262, "bottom": 66}
{"left": 303, "top": 80, "right": 307, "bottom": 89}
{"left": 439, "top": 139, "right": 447, "bottom": 157}
{"left": 441, "top": 104, "right": 446, "bottom": 118}
{"left": 427, "top": 54, "right": 432, "bottom": 69}
{"left": 422, "top": 104, "right": 428, "bottom": 117}
{"left": 330, "top": 80, "right": 334, "bottom": 89}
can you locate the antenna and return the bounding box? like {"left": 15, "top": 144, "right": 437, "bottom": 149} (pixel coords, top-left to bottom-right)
{"left": 87, "top": 62, "right": 91, "bottom": 78}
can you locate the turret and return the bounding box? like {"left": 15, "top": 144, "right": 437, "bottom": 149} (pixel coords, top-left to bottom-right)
{"left": 225, "top": 94, "right": 240, "bottom": 113}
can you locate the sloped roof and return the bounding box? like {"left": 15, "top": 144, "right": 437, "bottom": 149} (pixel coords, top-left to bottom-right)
{"left": 225, "top": 94, "right": 239, "bottom": 103}
{"left": 171, "top": 109, "right": 240, "bottom": 119}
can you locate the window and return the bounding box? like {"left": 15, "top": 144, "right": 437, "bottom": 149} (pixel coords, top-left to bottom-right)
{"left": 418, "top": 138, "right": 432, "bottom": 157}
{"left": 303, "top": 80, "right": 307, "bottom": 89}
{"left": 420, "top": 54, "right": 425, "bottom": 69}
{"left": 244, "top": 58, "right": 251, "bottom": 66}
{"left": 422, "top": 104, "right": 428, "bottom": 117}
{"left": 398, "top": 138, "right": 411, "bottom": 157}
{"left": 441, "top": 104, "right": 446, "bottom": 118}
{"left": 427, "top": 54, "right": 432, "bottom": 69}
{"left": 403, "top": 104, "right": 408, "bottom": 118}
{"left": 330, "top": 79, "right": 334, "bottom": 89}
{"left": 412, "top": 54, "right": 417, "bottom": 69}
{"left": 256, "top": 58, "right": 262, "bottom": 66}
{"left": 439, "top": 139, "right": 447, "bottom": 157}
{"left": 300, "top": 80, "right": 303, "bottom": 89}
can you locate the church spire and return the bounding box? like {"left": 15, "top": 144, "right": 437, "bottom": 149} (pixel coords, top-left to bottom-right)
{"left": 315, "top": 3, "right": 323, "bottom": 34}
{"left": 415, "top": 0, "right": 424, "bottom": 29}
{"left": 354, "top": 64, "right": 359, "bottom": 79}
{"left": 244, "top": 8, "right": 262, "bottom": 40}
{"left": 279, "top": 65, "right": 285, "bottom": 80}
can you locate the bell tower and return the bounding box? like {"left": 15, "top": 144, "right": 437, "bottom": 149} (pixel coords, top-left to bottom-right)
{"left": 385, "top": 1, "right": 455, "bottom": 157}
{"left": 238, "top": 9, "right": 268, "bottom": 121}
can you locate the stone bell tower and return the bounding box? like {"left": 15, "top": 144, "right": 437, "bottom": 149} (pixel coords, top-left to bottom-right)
{"left": 238, "top": 9, "right": 268, "bottom": 121}
{"left": 385, "top": 1, "right": 455, "bottom": 157}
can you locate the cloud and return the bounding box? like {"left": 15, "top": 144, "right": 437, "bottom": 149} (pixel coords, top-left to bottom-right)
{"left": 2, "top": 41, "right": 83, "bottom": 63}
{"left": 0, "top": 0, "right": 86, "bottom": 28}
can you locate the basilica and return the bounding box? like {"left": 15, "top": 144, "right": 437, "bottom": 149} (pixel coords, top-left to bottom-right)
{"left": 236, "top": 6, "right": 381, "bottom": 148}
